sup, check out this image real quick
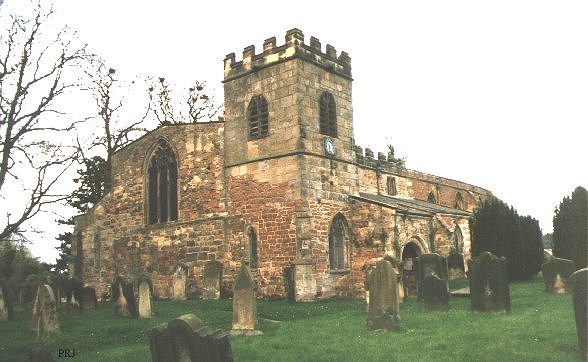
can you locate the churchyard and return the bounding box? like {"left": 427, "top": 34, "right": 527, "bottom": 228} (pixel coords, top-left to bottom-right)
{"left": 0, "top": 275, "right": 583, "bottom": 361}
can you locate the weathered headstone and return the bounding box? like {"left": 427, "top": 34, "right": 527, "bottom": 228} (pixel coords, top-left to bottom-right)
{"left": 421, "top": 274, "right": 449, "bottom": 311}
{"left": 569, "top": 268, "right": 587, "bottom": 354}
{"left": 469, "top": 252, "right": 511, "bottom": 313}
{"left": 202, "top": 260, "right": 223, "bottom": 300}
{"left": 30, "top": 284, "right": 59, "bottom": 332}
{"left": 111, "top": 276, "right": 137, "bottom": 318}
{"left": 416, "top": 253, "right": 448, "bottom": 301}
{"left": 172, "top": 264, "right": 188, "bottom": 300}
{"left": 293, "top": 260, "right": 316, "bottom": 302}
{"left": 81, "top": 286, "right": 97, "bottom": 310}
{"left": 137, "top": 275, "right": 153, "bottom": 319}
{"left": 0, "top": 282, "right": 13, "bottom": 321}
{"left": 231, "top": 263, "right": 262, "bottom": 335}
{"left": 542, "top": 257, "right": 576, "bottom": 293}
{"left": 148, "top": 314, "right": 233, "bottom": 362}
{"left": 367, "top": 259, "right": 400, "bottom": 331}
{"left": 64, "top": 277, "right": 83, "bottom": 314}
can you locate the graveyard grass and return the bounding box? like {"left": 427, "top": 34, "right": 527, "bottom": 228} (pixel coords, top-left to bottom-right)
{"left": 0, "top": 275, "right": 582, "bottom": 361}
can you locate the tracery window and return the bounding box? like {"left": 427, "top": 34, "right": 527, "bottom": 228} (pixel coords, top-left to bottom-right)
{"left": 247, "top": 95, "right": 269, "bottom": 140}
{"left": 427, "top": 191, "right": 437, "bottom": 204}
{"left": 319, "top": 92, "right": 337, "bottom": 138}
{"left": 328, "top": 213, "right": 349, "bottom": 271}
{"left": 386, "top": 177, "right": 397, "bottom": 196}
{"left": 147, "top": 140, "right": 178, "bottom": 224}
{"left": 248, "top": 226, "right": 259, "bottom": 269}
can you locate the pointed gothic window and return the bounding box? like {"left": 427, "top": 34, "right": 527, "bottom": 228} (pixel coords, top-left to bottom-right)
{"left": 386, "top": 177, "right": 397, "bottom": 196}
{"left": 427, "top": 191, "right": 437, "bottom": 204}
{"left": 319, "top": 92, "right": 337, "bottom": 138}
{"left": 248, "top": 226, "right": 259, "bottom": 269}
{"left": 328, "top": 213, "right": 349, "bottom": 271}
{"left": 248, "top": 95, "right": 269, "bottom": 140}
{"left": 147, "top": 140, "right": 178, "bottom": 224}
{"left": 454, "top": 192, "right": 464, "bottom": 210}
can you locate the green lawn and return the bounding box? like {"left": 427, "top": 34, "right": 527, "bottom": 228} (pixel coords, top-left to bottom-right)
{"left": 0, "top": 276, "right": 582, "bottom": 361}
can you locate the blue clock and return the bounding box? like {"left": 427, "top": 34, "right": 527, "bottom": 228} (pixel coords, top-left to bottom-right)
{"left": 324, "top": 138, "right": 335, "bottom": 155}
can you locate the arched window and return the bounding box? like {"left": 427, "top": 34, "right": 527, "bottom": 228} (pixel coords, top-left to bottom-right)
{"left": 328, "top": 213, "right": 349, "bottom": 271}
{"left": 427, "top": 191, "right": 437, "bottom": 204}
{"left": 248, "top": 226, "right": 258, "bottom": 269}
{"left": 319, "top": 92, "right": 337, "bottom": 138}
{"left": 247, "top": 95, "right": 269, "bottom": 140}
{"left": 386, "top": 177, "right": 397, "bottom": 196}
{"left": 147, "top": 140, "right": 178, "bottom": 224}
{"left": 454, "top": 192, "right": 464, "bottom": 210}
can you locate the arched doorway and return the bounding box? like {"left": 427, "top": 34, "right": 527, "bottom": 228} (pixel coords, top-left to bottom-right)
{"left": 401, "top": 241, "right": 422, "bottom": 296}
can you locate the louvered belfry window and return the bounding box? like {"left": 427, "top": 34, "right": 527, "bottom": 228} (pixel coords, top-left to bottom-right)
{"left": 247, "top": 95, "right": 269, "bottom": 140}
{"left": 319, "top": 92, "right": 337, "bottom": 138}
{"left": 148, "top": 140, "right": 178, "bottom": 224}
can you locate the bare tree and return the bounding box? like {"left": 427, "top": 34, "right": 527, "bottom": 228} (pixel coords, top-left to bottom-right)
{"left": 148, "top": 77, "right": 222, "bottom": 125}
{"left": 0, "top": 3, "right": 87, "bottom": 240}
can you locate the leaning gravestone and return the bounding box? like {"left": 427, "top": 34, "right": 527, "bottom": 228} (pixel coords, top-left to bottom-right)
{"left": 111, "top": 276, "right": 137, "bottom": 318}
{"left": 231, "top": 263, "right": 262, "bottom": 335}
{"left": 30, "top": 284, "right": 59, "bottom": 332}
{"left": 367, "top": 259, "right": 400, "bottom": 331}
{"left": 421, "top": 274, "right": 449, "bottom": 311}
{"left": 148, "top": 314, "right": 233, "bottom": 362}
{"left": 0, "top": 282, "right": 13, "bottom": 321}
{"left": 137, "top": 275, "right": 153, "bottom": 319}
{"left": 202, "top": 260, "right": 223, "bottom": 300}
{"left": 569, "top": 268, "right": 587, "bottom": 354}
{"left": 416, "top": 253, "right": 448, "bottom": 301}
{"left": 81, "top": 286, "right": 97, "bottom": 310}
{"left": 542, "top": 257, "right": 576, "bottom": 293}
{"left": 469, "top": 251, "right": 511, "bottom": 313}
{"left": 172, "top": 264, "right": 188, "bottom": 300}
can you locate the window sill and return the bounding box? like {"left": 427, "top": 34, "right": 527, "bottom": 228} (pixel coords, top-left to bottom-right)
{"left": 329, "top": 269, "right": 351, "bottom": 275}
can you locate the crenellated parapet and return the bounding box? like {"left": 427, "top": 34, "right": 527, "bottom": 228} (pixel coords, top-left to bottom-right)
{"left": 223, "top": 28, "right": 352, "bottom": 82}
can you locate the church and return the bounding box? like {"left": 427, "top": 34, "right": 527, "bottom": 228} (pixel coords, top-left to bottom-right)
{"left": 71, "top": 28, "right": 492, "bottom": 301}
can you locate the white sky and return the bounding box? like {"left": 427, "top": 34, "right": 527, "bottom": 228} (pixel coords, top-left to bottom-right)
{"left": 3, "top": 0, "right": 587, "bottom": 262}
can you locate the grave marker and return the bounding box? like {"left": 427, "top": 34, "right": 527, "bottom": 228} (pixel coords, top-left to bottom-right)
{"left": 202, "top": 260, "right": 223, "bottom": 300}
{"left": 367, "top": 259, "right": 400, "bottom": 331}
{"left": 542, "top": 257, "right": 576, "bottom": 293}
{"left": 81, "top": 286, "right": 97, "bottom": 310}
{"left": 416, "top": 253, "right": 448, "bottom": 301}
{"left": 421, "top": 274, "right": 449, "bottom": 311}
{"left": 30, "top": 284, "right": 59, "bottom": 332}
{"left": 172, "top": 264, "right": 188, "bottom": 300}
{"left": 569, "top": 268, "right": 587, "bottom": 354}
{"left": 138, "top": 275, "right": 153, "bottom": 319}
{"left": 111, "top": 276, "right": 137, "bottom": 318}
{"left": 231, "top": 263, "right": 262, "bottom": 335}
{"left": 469, "top": 252, "right": 511, "bottom": 313}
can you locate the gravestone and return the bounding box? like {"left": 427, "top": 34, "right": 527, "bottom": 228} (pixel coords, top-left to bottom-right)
{"left": 569, "top": 268, "right": 587, "bottom": 354}
{"left": 541, "top": 257, "right": 576, "bottom": 293}
{"left": 81, "top": 286, "right": 97, "bottom": 310}
{"left": 64, "top": 277, "right": 84, "bottom": 314}
{"left": 231, "top": 263, "right": 262, "bottom": 335}
{"left": 293, "top": 260, "right": 316, "bottom": 302}
{"left": 202, "top": 260, "right": 223, "bottom": 300}
{"left": 469, "top": 252, "right": 511, "bottom": 313}
{"left": 148, "top": 314, "right": 233, "bottom": 362}
{"left": 416, "top": 253, "right": 448, "bottom": 301}
{"left": 0, "top": 282, "right": 13, "bottom": 321}
{"left": 367, "top": 259, "right": 400, "bottom": 331}
{"left": 172, "top": 264, "right": 188, "bottom": 300}
{"left": 111, "top": 276, "right": 137, "bottom": 318}
{"left": 421, "top": 274, "right": 449, "bottom": 311}
{"left": 383, "top": 255, "right": 405, "bottom": 303}
{"left": 30, "top": 284, "right": 59, "bottom": 332}
{"left": 137, "top": 275, "right": 153, "bottom": 319}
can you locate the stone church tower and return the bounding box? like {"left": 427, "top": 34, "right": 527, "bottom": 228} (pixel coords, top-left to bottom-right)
{"left": 223, "top": 29, "right": 358, "bottom": 299}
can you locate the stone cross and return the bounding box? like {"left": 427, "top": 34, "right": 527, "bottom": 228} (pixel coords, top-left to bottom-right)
{"left": 469, "top": 252, "right": 511, "bottom": 313}
{"left": 148, "top": 314, "right": 233, "bottom": 362}
{"left": 231, "top": 263, "right": 262, "bottom": 335}
{"left": 367, "top": 259, "right": 400, "bottom": 331}
{"left": 81, "top": 286, "right": 97, "bottom": 310}
{"left": 541, "top": 257, "right": 576, "bottom": 293}
{"left": 172, "top": 265, "right": 188, "bottom": 300}
{"left": 138, "top": 276, "right": 153, "bottom": 319}
{"left": 112, "top": 276, "right": 137, "bottom": 318}
{"left": 202, "top": 260, "right": 223, "bottom": 300}
{"left": 569, "top": 268, "right": 587, "bottom": 354}
{"left": 30, "top": 284, "right": 59, "bottom": 332}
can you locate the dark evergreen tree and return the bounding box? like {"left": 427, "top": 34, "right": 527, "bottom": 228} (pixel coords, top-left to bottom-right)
{"left": 553, "top": 186, "right": 588, "bottom": 269}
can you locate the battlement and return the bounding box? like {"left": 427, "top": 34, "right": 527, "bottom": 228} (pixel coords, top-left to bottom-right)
{"left": 223, "top": 28, "right": 352, "bottom": 82}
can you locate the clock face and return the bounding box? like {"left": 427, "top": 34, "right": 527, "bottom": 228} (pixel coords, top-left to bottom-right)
{"left": 324, "top": 138, "right": 335, "bottom": 155}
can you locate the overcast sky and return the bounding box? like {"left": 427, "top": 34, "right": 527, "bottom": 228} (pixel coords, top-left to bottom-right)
{"left": 4, "top": 0, "right": 587, "bottom": 262}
